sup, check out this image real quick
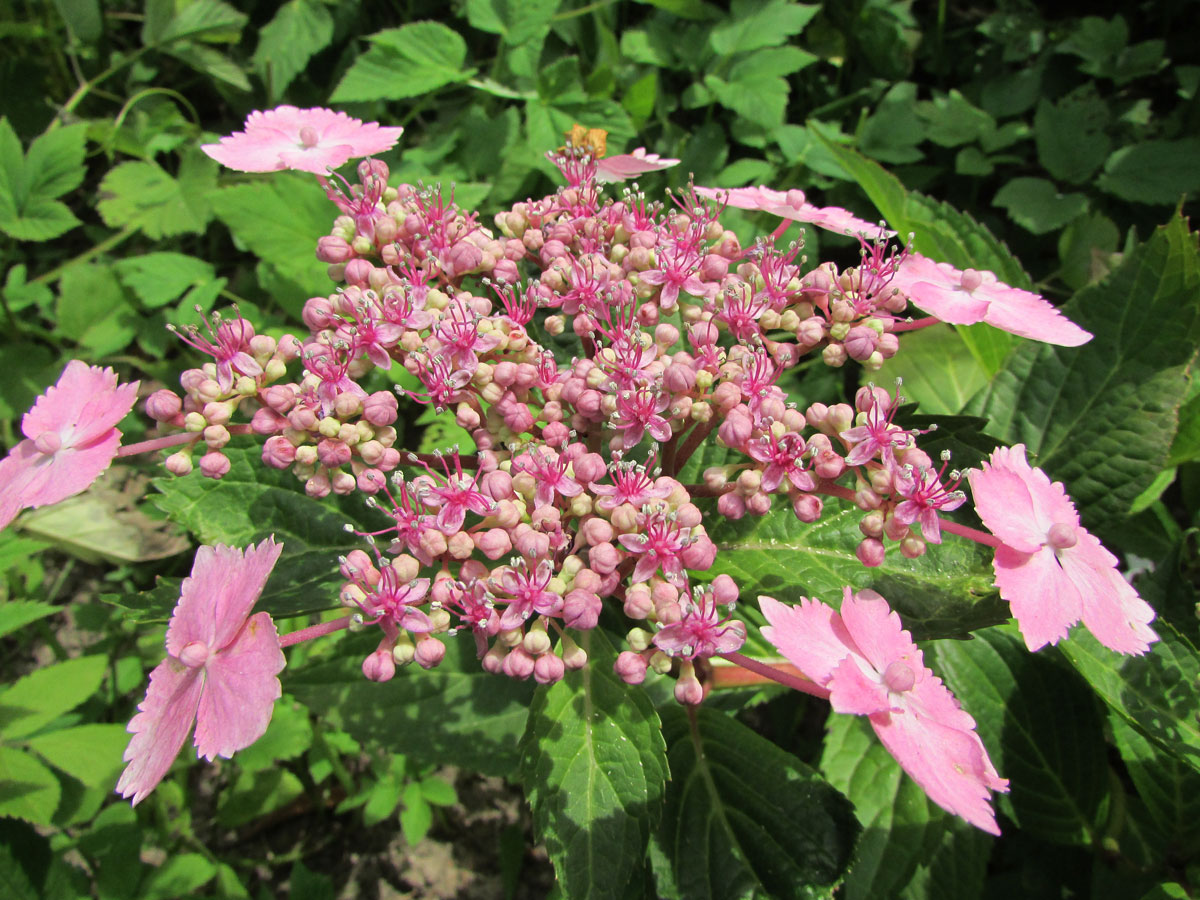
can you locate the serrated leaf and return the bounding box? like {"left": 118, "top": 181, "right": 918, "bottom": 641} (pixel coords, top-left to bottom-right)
{"left": 154, "top": 0, "right": 246, "bottom": 44}
{"left": 0, "top": 600, "right": 58, "bottom": 640}
{"left": 1058, "top": 620, "right": 1200, "bottom": 776}
{"left": 230, "top": 696, "right": 312, "bottom": 772}
{"left": 288, "top": 632, "right": 533, "bottom": 776}
{"left": 1033, "top": 91, "right": 1110, "bottom": 184}
{"left": 968, "top": 215, "right": 1200, "bottom": 527}
{"left": 993, "top": 177, "right": 1088, "bottom": 235}
{"left": 96, "top": 152, "right": 215, "bottom": 239}
{"left": 1098, "top": 139, "right": 1200, "bottom": 205}
{"left": 399, "top": 784, "right": 432, "bottom": 843}
{"left": 209, "top": 173, "right": 334, "bottom": 308}
{"left": 0, "top": 120, "right": 87, "bottom": 242}
{"left": 706, "top": 47, "right": 816, "bottom": 130}
{"left": 0, "top": 196, "right": 80, "bottom": 242}
{"left": 653, "top": 705, "right": 857, "bottom": 900}
{"left": 707, "top": 499, "right": 1005, "bottom": 641}
{"left": 896, "top": 817, "right": 990, "bottom": 900}
{"left": 332, "top": 22, "right": 474, "bottom": 103}
{"left": 916, "top": 90, "right": 994, "bottom": 148}
{"left": 519, "top": 629, "right": 667, "bottom": 900}
{"left": 140, "top": 852, "right": 216, "bottom": 900}
{"left": 252, "top": 0, "right": 334, "bottom": 99}
{"left": 24, "top": 724, "right": 129, "bottom": 788}
{"left": 820, "top": 715, "right": 951, "bottom": 900}
{"left": 25, "top": 123, "right": 88, "bottom": 199}
{"left": 466, "top": 0, "right": 562, "bottom": 46}
{"left": 1109, "top": 715, "right": 1200, "bottom": 859}
{"left": 20, "top": 488, "right": 189, "bottom": 564}
{"left": 217, "top": 768, "right": 302, "bottom": 828}
{"left": 55, "top": 263, "right": 138, "bottom": 356}
{"left": 0, "top": 655, "right": 107, "bottom": 740}
{"left": 709, "top": 0, "right": 819, "bottom": 54}
{"left": 150, "top": 447, "right": 368, "bottom": 620}
{"left": 0, "top": 748, "right": 61, "bottom": 826}
{"left": 928, "top": 626, "right": 1109, "bottom": 844}
{"left": 113, "top": 252, "right": 216, "bottom": 309}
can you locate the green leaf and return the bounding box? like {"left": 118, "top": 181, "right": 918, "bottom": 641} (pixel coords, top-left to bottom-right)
{"left": 968, "top": 215, "right": 1200, "bottom": 527}
{"left": 0, "top": 600, "right": 57, "bottom": 640}
{"left": 896, "top": 818, "right": 990, "bottom": 900}
{"left": 653, "top": 705, "right": 858, "bottom": 899}
{"left": 1098, "top": 139, "right": 1200, "bottom": 205}
{"left": 252, "top": 0, "right": 334, "bottom": 100}
{"left": 915, "top": 90, "right": 995, "bottom": 148}
{"left": 1058, "top": 620, "right": 1200, "bottom": 776}
{"left": 859, "top": 82, "right": 926, "bottom": 165}
{"left": 707, "top": 499, "right": 1005, "bottom": 642}
{"left": 466, "top": 0, "right": 562, "bottom": 46}
{"left": 165, "top": 43, "right": 250, "bottom": 91}
{"left": 0, "top": 748, "right": 61, "bottom": 826}
{"left": 217, "top": 768, "right": 303, "bottom": 828}
{"left": 332, "top": 22, "right": 474, "bottom": 103}
{"left": 0, "top": 196, "right": 80, "bottom": 242}
{"left": 0, "top": 655, "right": 107, "bottom": 740}
{"left": 1033, "top": 90, "right": 1110, "bottom": 184}
{"left": 705, "top": 47, "right": 815, "bottom": 129}
{"left": 230, "top": 696, "right": 313, "bottom": 772}
{"left": 209, "top": 172, "right": 334, "bottom": 308}
{"left": 150, "top": 447, "right": 367, "bottom": 620}
{"left": 872, "top": 324, "right": 989, "bottom": 415}
{"left": 113, "top": 252, "right": 217, "bottom": 309}
{"left": 96, "top": 152, "right": 215, "bottom": 239}
{"left": 288, "top": 631, "right": 534, "bottom": 776}
{"left": 519, "top": 629, "right": 667, "bottom": 900}
{"left": 140, "top": 853, "right": 216, "bottom": 900}
{"left": 820, "top": 715, "right": 952, "bottom": 900}
{"left": 1057, "top": 212, "right": 1120, "bottom": 291}
{"left": 1109, "top": 715, "right": 1200, "bottom": 859}
{"left": 1168, "top": 393, "right": 1200, "bottom": 465}
{"left": 419, "top": 775, "right": 457, "bottom": 806}
{"left": 0, "top": 818, "right": 49, "bottom": 900}
{"left": 928, "top": 626, "right": 1110, "bottom": 844}
{"left": 25, "top": 123, "right": 88, "bottom": 199}
{"left": 24, "top": 724, "right": 129, "bottom": 788}
{"left": 152, "top": 0, "right": 245, "bottom": 44}
{"left": 55, "top": 264, "right": 138, "bottom": 357}
{"left": 19, "top": 487, "right": 189, "bottom": 564}
{"left": 709, "top": 0, "right": 819, "bottom": 54}
{"left": 399, "top": 783, "right": 432, "bottom": 844}
{"left": 993, "top": 177, "right": 1088, "bottom": 235}
{"left": 0, "top": 119, "right": 86, "bottom": 241}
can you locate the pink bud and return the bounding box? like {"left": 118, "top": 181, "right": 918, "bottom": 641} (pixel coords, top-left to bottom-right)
{"left": 680, "top": 535, "right": 716, "bottom": 570}
{"left": 674, "top": 672, "right": 704, "bottom": 706}
{"left": 813, "top": 449, "right": 846, "bottom": 480}
{"left": 250, "top": 407, "right": 286, "bottom": 435}
{"left": 579, "top": 517, "right": 614, "bottom": 547}
{"left": 414, "top": 637, "right": 446, "bottom": 669}
{"left": 363, "top": 649, "right": 396, "bottom": 682}
{"left": 792, "top": 494, "right": 823, "bottom": 523}
{"left": 710, "top": 574, "right": 739, "bottom": 605}
{"left": 614, "top": 651, "right": 648, "bottom": 685}
{"left": 502, "top": 646, "right": 536, "bottom": 680}
{"left": 663, "top": 361, "right": 697, "bottom": 393}
{"left": 262, "top": 436, "right": 297, "bottom": 469}
{"left": 199, "top": 451, "right": 230, "bottom": 479}
{"left": 717, "top": 491, "right": 746, "bottom": 520}
{"left": 844, "top": 326, "right": 879, "bottom": 362}
{"left": 165, "top": 451, "right": 193, "bottom": 476}
{"left": 316, "top": 236, "right": 354, "bottom": 264}
{"left": 475, "top": 528, "right": 512, "bottom": 560}
{"left": 623, "top": 587, "right": 654, "bottom": 619}
{"left": 563, "top": 589, "right": 601, "bottom": 630}
{"left": 145, "top": 390, "right": 182, "bottom": 422}
{"left": 317, "top": 438, "right": 352, "bottom": 468}
{"left": 344, "top": 258, "right": 374, "bottom": 286}
{"left": 856, "top": 538, "right": 886, "bottom": 567}
{"left": 572, "top": 452, "right": 607, "bottom": 486}
{"left": 356, "top": 468, "right": 385, "bottom": 493}
{"left": 588, "top": 541, "right": 620, "bottom": 574}
{"left": 534, "top": 652, "right": 566, "bottom": 685}
{"left": 717, "top": 407, "right": 753, "bottom": 450}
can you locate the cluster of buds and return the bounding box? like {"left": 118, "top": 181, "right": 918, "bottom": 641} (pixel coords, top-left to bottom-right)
{"left": 147, "top": 130, "right": 994, "bottom": 703}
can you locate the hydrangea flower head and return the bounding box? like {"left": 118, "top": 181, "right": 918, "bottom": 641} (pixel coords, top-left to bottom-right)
{"left": 201, "top": 106, "right": 404, "bottom": 174}
{"left": 694, "top": 185, "right": 891, "bottom": 238}
{"left": 117, "top": 538, "right": 286, "bottom": 805}
{"left": 0, "top": 360, "right": 139, "bottom": 531}
{"left": 968, "top": 444, "right": 1157, "bottom": 654}
{"left": 890, "top": 254, "right": 1092, "bottom": 346}
{"left": 760, "top": 588, "right": 1008, "bottom": 834}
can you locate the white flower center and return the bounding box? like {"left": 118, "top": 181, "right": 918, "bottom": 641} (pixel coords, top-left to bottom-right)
{"left": 178, "top": 640, "right": 210, "bottom": 668}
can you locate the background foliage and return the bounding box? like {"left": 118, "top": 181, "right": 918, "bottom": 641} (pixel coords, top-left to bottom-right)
{"left": 1, "top": 1, "right": 1198, "bottom": 897}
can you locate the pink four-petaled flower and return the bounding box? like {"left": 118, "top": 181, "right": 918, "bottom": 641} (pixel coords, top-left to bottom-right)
{"left": 201, "top": 106, "right": 404, "bottom": 174}
{"left": 0, "top": 360, "right": 139, "bottom": 531}
{"left": 117, "top": 538, "right": 286, "bottom": 805}
{"left": 968, "top": 444, "right": 1157, "bottom": 654}
{"left": 760, "top": 588, "right": 1008, "bottom": 834}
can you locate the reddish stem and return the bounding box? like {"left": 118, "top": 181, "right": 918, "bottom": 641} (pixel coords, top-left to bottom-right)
{"left": 939, "top": 519, "right": 1003, "bottom": 549}
{"left": 813, "top": 480, "right": 856, "bottom": 503}
{"left": 717, "top": 651, "right": 830, "bottom": 700}
{"left": 279, "top": 615, "right": 354, "bottom": 648}
{"left": 889, "top": 317, "right": 941, "bottom": 333}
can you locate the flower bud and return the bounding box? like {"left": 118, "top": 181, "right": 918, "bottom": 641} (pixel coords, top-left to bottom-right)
{"left": 199, "top": 451, "right": 230, "bottom": 479}
{"left": 614, "top": 651, "right": 648, "bottom": 685}
{"left": 165, "top": 450, "right": 193, "bottom": 476}
{"left": 414, "top": 636, "right": 446, "bottom": 669}
{"left": 146, "top": 389, "right": 182, "bottom": 422}
{"left": 363, "top": 648, "right": 396, "bottom": 682}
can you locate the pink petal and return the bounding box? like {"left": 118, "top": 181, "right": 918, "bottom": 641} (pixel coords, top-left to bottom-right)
{"left": 828, "top": 655, "right": 891, "bottom": 716}
{"left": 167, "top": 538, "right": 284, "bottom": 656}
{"left": 22, "top": 360, "right": 137, "bottom": 445}
{"left": 595, "top": 148, "right": 680, "bottom": 183}
{"left": 193, "top": 612, "right": 284, "bottom": 760}
{"left": 980, "top": 285, "right": 1092, "bottom": 347}
{"left": 904, "top": 280, "right": 991, "bottom": 325}
{"left": 2, "top": 433, "right": 122, "bottom": 511}
{"left": 116, "top": 659, "right": 204, "bottom": 806}
{"left": 838, "top": 587, "right": 923, "bottom": 675}
{"left": 869, "top": 695, "right": 1007, "bottom": 835}
{"left": 276, "top": 145, "right": 357, "bottom": 174}
{"left": 1065, "top": 535, "right": 1158, "bottom": 655}
{"left": 968, "top": 447, "right": 1051, "bottom": 553}
{"left": 759, "top": 595, "right": 856, "bottom": 686}
{"left": 994, "top": 545, "right": 1082, "bottom": 652}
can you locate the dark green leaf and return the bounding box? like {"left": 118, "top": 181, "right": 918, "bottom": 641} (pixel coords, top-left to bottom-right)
{"left": 707, "top": 499, "right": 1005, "bottom": 642}
{"left": 466, "top": 0, "right": 561, "bottom": 46}
{"left": 928, "top": 626, "right": 1109, "bottom": 844}
{"left": 1033, "top": 91, "right": 1110, "bottom": 184}
{"left": 1109, "top": 715, "right": 1200, "bottom": 859}
{"left": 1098, "top": 139, "right": 1200, "bottom": 205}
{"left": 520, "top": 630, "right": 667, "bottom": 900}
{"left": 897, "top": 818, "right": 990, "bottom": 900}
{"left": 24, "top": 724, "right": 128, "bottom": 788}
{"left": 820, "top": 715, "right": 951, "bottom": 900}
{"left": 709, "top": 0, "right": 819, "bottom": 54}
{"left": 55, "top": 264, "right": 138, "bottom": 356}
{"left": 653, "top": 705, "right": 858, "bottom": 899}
{"left": 0, "top": 748, "right": 60, "bottom": 826}
{"left": 113, "top": 252, "right": 216, "bottom": 309}
{"left": 252, "top": 0, "right": 334, "bottom": 100}
{"left": 0, "top": 600, "right": 58, "bottom": 640}
{"left": 0, "top": 655, "right": 107, "bottom": 740}
{"left": 968, "top": 215, "right": 1200, "bottom": 526}
{"left": 24, "top": 123, "right": 88, "bottom": 199}
{"left": 916, "top": 90, "right": 994, "bottom": 148}
{"left": 332, "top": 23, "right": 474, "bottom": 103}
{"left": 289, "top": 631, "right": 534, "bottom": 776}
{"left": 872, "top": 324, "right": 989, "bottom": 415}
{"left": 993, "top": 177, "right": 1088, "bottom": 235}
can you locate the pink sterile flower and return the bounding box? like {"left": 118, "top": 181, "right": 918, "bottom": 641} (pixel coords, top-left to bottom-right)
{"left": 116, "top": 538, "right": 286, "bottom": 805}
{"left": 760, "top": 588, "right": 1009, "bottom": 834}
{"left": 967, "top": 444, "right": 1158, "bottom": 654}
{"left": 889, "top": 254, "right": 1091, "bottom": 347}
{"left": 595, "top": 148, "right": 681, "bottom": 183}
{"left": 0, "top": 360, "right": 139, "bottom": 532}
{"left": 201, "top": 106, "right": 403, "bottom": 174}
{"left": 694, "top": 185, "right": 891, "bottom": 238}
